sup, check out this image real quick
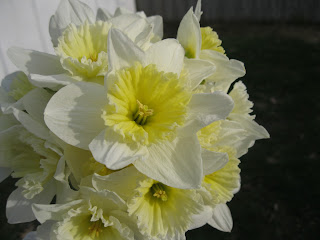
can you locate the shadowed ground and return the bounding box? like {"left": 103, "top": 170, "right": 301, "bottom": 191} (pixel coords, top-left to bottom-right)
{"left": 0, "top": 23, "right": 319, "bottom": 239}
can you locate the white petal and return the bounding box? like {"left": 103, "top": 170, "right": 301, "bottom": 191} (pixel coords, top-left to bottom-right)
{"left": 114, "top": 7, "right": 133, "bottom": 16}
{"left": 108, "top": 14, "right": 143, "bottom": 31}
{"left": 0, "top": 100, "right": 24, "bottom": 115}
{"left": 64, "top": 145, "right": 92, "bottom": 183}
{"left": 109, "top": 14, "right": 153, "bottom": 47}
{"left": 22, "top": 88, "right": 52, "bottom": 125}
{"left": 33, "top": 199, "right": 83, "bottom": 223}
{"left": 189, "top": 205, "right": 213, "bottom": 230}
{"left": 0, "top": 114, "right": 19, "bottom": 132}
{"left": 44, "top": 82, "right": 106, "bottom": 149}
{"left": 0, "top": 87, "right": 23, "bottom": 114}
{"left": 92, "top": 166, "right": 143, "bottom": 201}
{"left": 202, "top": 148, "right": 228, "bottom": 175}
{"left": 110, "top": 209, "right": 147, "bottom": 240}
{"left": 123, "top": 18, "right": 153, "bottom": 48}
{"left": 134, "top": 135, "right": 203, "bottom": 189}
{"left": 134, "top": 26, "right": 154, "bottom": 51}
{"left": 96, "top": 8, "right": 112, "bottom": 21}
{"left": 217, "top": 120, "right": 247, "bottom": 144}
{"left": 12, "top": 108, "right": 51, "bottom": 140}
{"left": 232, "top": 176, "right": 241, "bottom": 195}
{"left": 0, "top": 167, "right": 12, "bottom": 183}
{"left": 177, "top": 8, "right": 201, "bottom": 59}
{"left": 184, "top": 58, "right": 216, "bottom": 90}
{"left": 228, "top": 116, "right": 269, "bottom": 158}
{"left": 7, "top": 47, "right": 65, "bottom": 75}
{"left": 107, "top": 28, "right": 145, "bottom": 73}
{"left": 53, "top": 157, "right": 66, "bottom": 183}
{"left": 49, "top": 0, "right": 95, "bottom": 46}
{"left": 208, "top": 204, "right": 233, "bottom": 232}
{"left": 6, "top": 184, "right": 55, "bottom": 224}
{"left": 0, "top": 125, "right": 22, "bottom": 168}
{"left": 0, "top": 85, "right": 15, "bottom": 104}
{"left": 200, "top": 50, "right": 246, "bottom": 92}
{"left": 195, "top": 0, "right": 203, "bottom": 21}
{"left": 89, "top": 129, "right": 148, "bottom": 170}
{"left": 147, "top": 15, "right": 163, "bottom": 39}
{"left": 54, "top": 157, "right": 79, "bottom": 203}
{"left": 1, "top": 71, "right": 18, "bottom": 91}
{"left": 131, "top": 23, "right": 153, "bottom": 49}
{"left": 81, "top": 187, "right": 127, "bottom": 212}
{"left": 136, "top": 11, "right": 147, "bottom": 18}
{"left": 46, "top": 132, "right": 65, "bottom": 155}
{"left": 230, "top": 115, "right": 269, "bottom": 140}
{"left": 183, "top": 92, "right": 234, "bottom": 135}
{"left": 29, "top": 74, "right": 76, "bottom": 90}
{"left": 145, "top": 39, "right": 184, "bottom": 75}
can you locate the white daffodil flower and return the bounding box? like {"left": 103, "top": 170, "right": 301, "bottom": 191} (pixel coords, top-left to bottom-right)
{"left": 198, "top": 81, "right": 269, "bottom": 159}
{"left": 0, "top": 76, "right": 50, "bottom": 184}
{"left": 0, "top": 83, "right": 72, "bottom": 224}
{"left": 128, "top": 179, "right": 204, "bottom": 240}
{"left": 0, "top": 124, "right": 64, "bottom": 224}
{"left": 32, "top": 186, "right": 143, "bottom": 240}
{"left": 188, "top": 146, "right": 240, "bottom": 233}
{"left": 7, "top": 0, "right": 157, "bottom": 90}
{"left": 177, "top": 0, "right": 269, "bottom": 158}
{"left": 177, "top": 0, "right": 246, "bottom": 93}
{"left": 92, "top": 166, "right": 209, "bottom": 240}
{"left": 201, "top": 147, "right": 240, "bottom": 204}
{"left": 192, "top": 81, "right": 269, "bottom": 232}
{"left": 44, "top": 28, "right": 234, "bottom": 189}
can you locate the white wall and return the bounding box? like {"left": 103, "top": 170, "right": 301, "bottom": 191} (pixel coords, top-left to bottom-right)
{"left": 0, "top": 0, "right": 136, "bottom": 80}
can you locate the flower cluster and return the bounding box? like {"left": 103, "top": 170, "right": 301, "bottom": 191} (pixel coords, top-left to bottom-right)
{"left": 0, "top": 0, "right": 269, "bottom": 239}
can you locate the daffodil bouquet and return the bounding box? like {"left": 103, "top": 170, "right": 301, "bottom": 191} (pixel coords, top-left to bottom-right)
{"left": 0, "top": 0, "right": 269, "bottom": 239}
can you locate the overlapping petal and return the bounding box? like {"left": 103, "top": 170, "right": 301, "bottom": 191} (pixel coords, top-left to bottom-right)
{"left": 177, "top": 8, "right": 201, "bottom": 59}
{"left": 134, "top": 135, "right": 203, "bottom": 189}
{"left": 49, "top": 0, "right": 95, "bottom": 46}
{"left": 183, "top": 58, "right": 216, "bottom": 90}
{"left": 89, "top": 129, "right": 148, "bottom": 170}
{"left": 7, "top": 47, "right": 66, "bottom": 76}
{"left": 208, "top": 204, "right": 233, "bottom": 232}
{"left": 200, "top": 50, "right": 246, "bottom": 92}
{"left": 107, "top": 28, "right": 145, "bottom": 73}
{"left": 44, "top": 82, "right": 106, "bottom": 149}
{"left": 182, "top": 92, "right": 234, "bottom": 134}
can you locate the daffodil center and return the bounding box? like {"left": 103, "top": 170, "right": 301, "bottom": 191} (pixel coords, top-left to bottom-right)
{"left": 88, "top": 53, "right": 99, "bottom": 62}
{"left": 54, "top": 21, "right": 111, "bottom": 83}
{"left": 56, "top": 21, "right": 110, "bottom": 62}
{"left": 133, "top": 100, "right": 154, "bottom": 125}
{"left": 88, "top": 220, "right": 103, "bottom": 238}
{"left": 103, "top": 63, "right": 191, "bottom": 145}
{"left": 151, "top": 183, "right": 168, "bottom": 201}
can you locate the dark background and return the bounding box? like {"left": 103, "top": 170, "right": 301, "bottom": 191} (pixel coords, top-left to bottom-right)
{"left": 1, "top": 0, "right": 320, "bottom": 239}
